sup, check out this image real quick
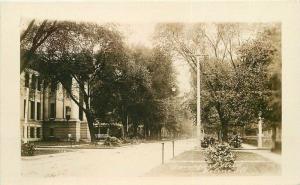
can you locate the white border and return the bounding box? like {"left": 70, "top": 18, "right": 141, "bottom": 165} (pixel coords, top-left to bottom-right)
{"left": 1, "top": 1, "right": 300, "bottom": 185}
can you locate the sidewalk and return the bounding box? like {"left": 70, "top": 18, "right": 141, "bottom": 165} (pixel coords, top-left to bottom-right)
{"left": 241, "top": 144, "right": 281, "bottom": 165}
{"left": 145, "top": 143, "right": 281, "bottom": 176}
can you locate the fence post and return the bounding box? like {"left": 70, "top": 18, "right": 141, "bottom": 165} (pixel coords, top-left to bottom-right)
{"left": 172, "top": 140, "right": 175, "bottom": 158}
{"left": 162, "top": 142, "right": 164, "bottom": 164}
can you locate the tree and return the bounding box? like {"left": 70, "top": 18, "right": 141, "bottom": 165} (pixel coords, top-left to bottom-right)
{"left": 28, "top": 21, "right": 127, "bottom": 142}
{"left": 122, "top": 46, "right": 178, "bottom": 139}
{"left": 154, "top": 23, "right": 281, "bottom": 142}
{"left": 238, "top": 26, "right": 281, "bottom": 148}
{"left": 20, "top": 19, "right": 61, "bottom": 73}
{"left": 154, "top": 23, "right": 244, "bottom": 141}
{"left": 91, "top": 46, "right": 153, "bottom": 137}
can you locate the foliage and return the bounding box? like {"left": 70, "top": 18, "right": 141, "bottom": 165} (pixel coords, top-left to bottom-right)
{"left": 201, "top": 136, "right": 216, "bottom": 148}
{"left": 229, "top": 134, "right": 243, "bottom": 148}
{"left": 205, "top": 143, "right": 236, "bottom": 172}
{"left": 20, "top": 20, "right": 61, "bottom": 73}
{"left": 22, "top": 19, "right": 185, "bottom": 141}
{"left": 25, "top": 21, "right": 127, "bottom": 141}
{"left": 21, "top": 142, "right": 36, "bottom": 156}
{"left": 154, "top": 23, "right": 281, "bottom": 142}
{"left": 103, "top": 136, "right": 122, "bottom": 146}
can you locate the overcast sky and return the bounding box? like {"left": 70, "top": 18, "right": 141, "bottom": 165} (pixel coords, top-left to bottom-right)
{"left": 119, "top": 23, "right": 192, "bottom": 96}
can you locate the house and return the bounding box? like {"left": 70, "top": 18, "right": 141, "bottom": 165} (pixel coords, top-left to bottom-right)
{"left": 20, "top": 68, "right": 90, "bottom": 142}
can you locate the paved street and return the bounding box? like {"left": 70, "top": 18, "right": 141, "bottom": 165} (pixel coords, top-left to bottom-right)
{"left": 22, "top": 138, "right": 197, "bottom": 178}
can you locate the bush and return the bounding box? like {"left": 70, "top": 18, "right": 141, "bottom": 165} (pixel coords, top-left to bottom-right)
{"left": 205, "top": 143, "right": 236, "bottom": 172}
{"left": 121, "top": 138, "right": 131, "bottom": 144}
{"left": 21, "top": 142, "right": 35, "bottom": 156}
{"left": 121, "top": 137, "right": 139, "bottom": 144}
{"left": 104, "top": 136, "right": 121, "bottom": 146}
{"left": 229, "top": 134, "right": 243, "bottom": 148}
{"left": 201, "top": 136, "right": 216, "bottom": 148}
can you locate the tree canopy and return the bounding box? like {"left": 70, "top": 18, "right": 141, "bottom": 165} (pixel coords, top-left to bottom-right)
{"left": 154, "top": 23, "right": 281, "bottom": 142}
{"left": 22, "top": 20, "right": 188, "bottom": 140}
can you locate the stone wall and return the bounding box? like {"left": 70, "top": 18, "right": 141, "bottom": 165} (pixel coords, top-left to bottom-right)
{"left": 43, "top": 120, "right": 81, "bottom": 142}
{"left": 80, "top": 121, "right": 91, "bottom": 141}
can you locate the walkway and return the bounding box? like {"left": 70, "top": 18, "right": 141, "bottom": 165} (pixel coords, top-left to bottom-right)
{"left": 241, "top": 143, "right": 281, "bottom": 165}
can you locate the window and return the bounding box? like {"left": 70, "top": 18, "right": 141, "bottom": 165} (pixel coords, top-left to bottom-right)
{"left": 66, "top": 77, "right": 72, "bottom": 90}
{"left": 66, "top": 90, "right": 70, "bottom": 98}
{"left": 65, "top": 77, "right": 72, "bottom": 98}
{"left": 27, "top": 126, "right": 30, "bottom": 138}
{"left": 30, "top": 127, "right": 35, "bottom": 138}
{"left": 50, "top": 103, "right": 56, "bottom": 118}
{"left": 50, "top": 128, "right": 54, "bottom": 136}
{"left": 65, "top": 106, "right": 71, "bottom": 119}
{"left": 37, "top": 102, "right": 41, "bottom": 120}
{"left": 31, "top": 75, "right": 36, "bottom": 90}
{"left": 30, "top": 101, "right": 35, "bottom": 120}
{"left": 36, "top": 127, "right": 41, "bottom": 138}
{"left": 25, "top": 73, "right": 29, "bottom": 88}
{"left": 79, "top": 107, "right": 83, "bottom": 121}
{"left": 24, "top": 100, "right": 26, "bottom": 118}
{"left": 37, "top": 77, "right": 41, "bottom": 91}
{"left": 51, "top": 81, "right": 57, "bottom": 93}
{"left": 79, "top": 92, "right": 83, "bottom": 121}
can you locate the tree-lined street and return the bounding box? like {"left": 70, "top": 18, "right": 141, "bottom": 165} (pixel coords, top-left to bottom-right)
{"left": 20, "top": 20, "right": 282, "bottom": 178}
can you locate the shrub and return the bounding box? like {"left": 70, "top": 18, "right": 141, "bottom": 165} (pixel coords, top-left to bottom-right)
{"left": 229, "top": 134, "right": 243, "bottom": 148}
{"left": 121, "top": 138, "right": 131, "bottom": 144}
{"left": 121, "top": 137, "right": 139, "bottom": 144}
{"left": 201, "top": 136, "right": 216, "bottom": 148}
{"left": 21, "top": 142, "right": 35, "bottom": 156}
{"left": 205, "top": 143, "right": 236, "bottom": 172}
{"left": 104, "top": 136, "right": 121, "bottom": 146}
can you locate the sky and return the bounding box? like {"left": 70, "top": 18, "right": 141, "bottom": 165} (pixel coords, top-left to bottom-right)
{"left": 119, "top": 23, "right": 192, "bottom": 96}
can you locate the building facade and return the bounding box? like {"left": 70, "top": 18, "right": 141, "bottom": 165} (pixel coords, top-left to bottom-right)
{"left": 20, "top": 69, "right": 90, "bottom": 142}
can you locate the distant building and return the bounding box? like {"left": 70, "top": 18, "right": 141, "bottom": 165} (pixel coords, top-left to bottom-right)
{"left": 20, "top": 68, "right": 90, "bottom": 142}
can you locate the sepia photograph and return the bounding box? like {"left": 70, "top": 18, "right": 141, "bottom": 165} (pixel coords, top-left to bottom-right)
{"left": 20, "top": 19, "right": 281, "bottom": 177}
{"left": 1, "top": 2, "right": 300, "bottom": 185}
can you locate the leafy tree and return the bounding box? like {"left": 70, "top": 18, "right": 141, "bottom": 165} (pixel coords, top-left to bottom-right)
{"left": 28, "top": 21, "right": 127, "bottom": 141}
{"left": 154, "top": 23, "right": 281, "bottom": 142}
{"left": 130, "top": 47, "right": 176, "bottom": 137}
{"left": 21, "top": 20, "right": 61, "bottom": 73}
{"left": 238, "top": 26, "right": 281, "bottom": 148}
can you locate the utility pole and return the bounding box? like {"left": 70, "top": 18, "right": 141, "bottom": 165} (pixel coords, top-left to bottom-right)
{"left": 196, "top": 54, "right": 208, "bottom": 145}
{"left": 196, "top": 55, "right": 201, "bottom": 145}
{"left": 258, "top": 111, "right": 264, "bottom": 148}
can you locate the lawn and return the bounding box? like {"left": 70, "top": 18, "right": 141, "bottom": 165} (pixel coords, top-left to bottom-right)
{"left": 31, "top": 148, "right": 74, "bottom": 156}
{"left": 145, "top": 149, "right": 281, "bottom": 176}
{"left": 34, "top": 141, "right": 88, "bottom": 146}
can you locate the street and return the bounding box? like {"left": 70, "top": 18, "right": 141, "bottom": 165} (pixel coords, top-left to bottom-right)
{"left": 22, "top": 138, "right": 197, "bottom": 178}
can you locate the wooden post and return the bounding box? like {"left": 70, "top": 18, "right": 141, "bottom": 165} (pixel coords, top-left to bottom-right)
{"left": 162, "top": 142, "right": 165, "bottom": 164}
{"left": 258, "top": 112, "right": 263, "bottom": 148}
{"left": 196, "top": 56, "right": 201, "bottom": 145}
{"left": 172, "top": 140, "right": 175, "bottom": 158}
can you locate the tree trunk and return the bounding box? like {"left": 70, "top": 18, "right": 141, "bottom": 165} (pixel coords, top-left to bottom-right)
{"left": 144, "top": 124, "right": 147, "bottom": 139}
{"left": 271, "top": 124, "right": 277, "bottom": 150}
{"left": 85, "top": 111, "right": 96, "bottom": 142}
{"left": 159, "top": 126, "right": 162, "bottom": 140}
{"left": 221, "top": 121, "right": 229, "bottom": 142}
